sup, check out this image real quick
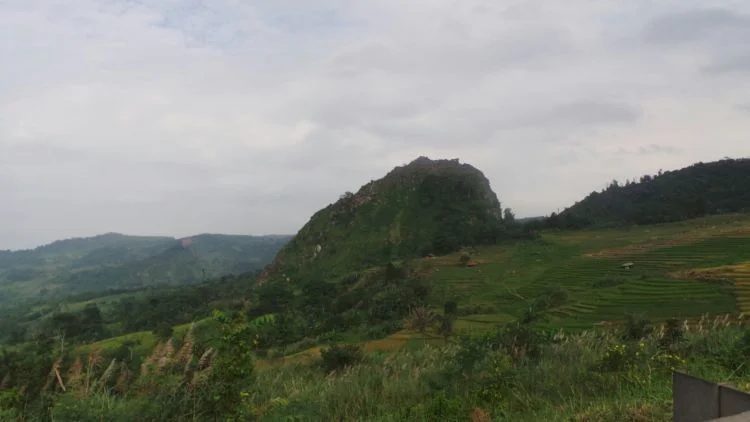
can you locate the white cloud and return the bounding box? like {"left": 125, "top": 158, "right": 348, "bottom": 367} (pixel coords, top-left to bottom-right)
{"left": 2, "top": 0, "right": 750, "bottom": 248}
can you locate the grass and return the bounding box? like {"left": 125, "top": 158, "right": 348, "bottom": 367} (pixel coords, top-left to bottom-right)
{"left": 243, "top": 213, "right": 750, "bottom": 364}
{"left": 76, "top": 317, "right": 217, "bottom": 357}
{"left": 425, "top": 213, "right": 750, "bottom": 331}
{"left": 11, "top": 213, "right": 750, "bottom": 420}
{"left": 246, "top": 323, "right": 749, "bottom": 421}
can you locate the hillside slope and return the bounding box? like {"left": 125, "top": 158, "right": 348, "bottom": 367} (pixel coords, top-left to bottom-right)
{"left": 0, "top": 233, "right": 291, "bottom": 305}
{"left": 261, "top": 157, "right": 510, "bottom": 283}
{"left": 547, "top": 158, "right": 750, "bottom": 228}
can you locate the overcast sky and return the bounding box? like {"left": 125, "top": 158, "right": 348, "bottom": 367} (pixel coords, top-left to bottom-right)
{"left": 2, "top": 1, "right": 750, "bottom": 249}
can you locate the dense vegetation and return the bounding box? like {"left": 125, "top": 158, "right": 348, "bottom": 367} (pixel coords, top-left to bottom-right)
{"left": 4, "top": 312, "right": 750, "bottom": 420}
{"left": 0, "top": 233, "right": 291, "bottom": 306}
{"left": 544, "top": 158, "right": 750, "bottom": 229}
{"left": 263, "top": 157, "right": 521, "bottom": 284}
{"left": 2, "top": 156, "right": 750, "bottom": 420}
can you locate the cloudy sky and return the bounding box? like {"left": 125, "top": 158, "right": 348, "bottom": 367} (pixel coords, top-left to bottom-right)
{"left": 2, "top": 0, "right": 749, "bottom": 249}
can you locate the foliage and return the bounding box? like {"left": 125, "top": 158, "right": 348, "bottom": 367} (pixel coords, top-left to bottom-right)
{"left": 545, "top": 158, "right": 750, "bottom": 228}
{"left": 264, "top": 157, "right": 519, "bottom": 285}
{"left": 405, "top": 306, "right": 437, "bottom": 333}
{"left": 209, "top": 310, "right": 257, "bottom": 418}
{"left": 0, "top": 233, "right": 290, "bottom": 307}
{"left": 320, "top": 344, "right": 364, "bottom": 373}
{"left": 458, "top": 252, "right": 471, "bottom": 266}
{"left": 622, "top": 314, "right": 653, "bottom": 341}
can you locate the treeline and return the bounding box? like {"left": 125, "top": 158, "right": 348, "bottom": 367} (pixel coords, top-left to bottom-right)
{"left": 541, "top": 158, "right": 750, "bottom": 229}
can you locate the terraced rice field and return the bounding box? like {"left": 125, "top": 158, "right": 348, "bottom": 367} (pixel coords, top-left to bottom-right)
{"left": 670, "top": 262, "right": 750, "bottom": 312}
{"left": 425, "top": 213, "right": 750, "bottom": 331}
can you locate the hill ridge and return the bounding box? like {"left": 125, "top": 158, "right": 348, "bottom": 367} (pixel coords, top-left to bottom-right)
{"left": 546, "top": 157, "right": 750, "bottom": 228}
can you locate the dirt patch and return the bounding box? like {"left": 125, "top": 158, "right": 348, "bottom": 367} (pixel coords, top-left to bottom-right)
{"left": 668, "top": 263, "right": 750, "bottom": 282}
{"left": 583, "top": 227, "right": 750, "bottom": 259}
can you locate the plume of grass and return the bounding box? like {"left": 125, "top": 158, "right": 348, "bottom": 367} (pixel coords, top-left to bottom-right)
{"left": 66, "top": 356, "right": 84, "bottom": 394}
{"left": 157, "top": 338, "right": 175, "bottom": 371}
{"left": 141, "top": 341, "right": 165, "bottom": 377}
{"left": 655, "top": 324, "right": 665, "bottom": 340}
{"left": 188, "top": 348, "right": 215, "bottom": 390}
{"left": 98, "top": 358, "right": 118, "bottom": 392}
{"left": 197, "top": 348, "right": 214, "bottom": 371}
{"left": 43, "top": 357, "right": 64, "bottom": 393}
{"left": 177, "top": 323, "right": 195, "bottom": 368}
{"left": 115, "top": 363, "right": 132, "bottom": 394}
{"left": 84, "top": 349, "right": 103, "bottom": 396}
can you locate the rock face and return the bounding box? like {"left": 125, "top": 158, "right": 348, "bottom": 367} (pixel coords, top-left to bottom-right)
{"left": 259, "top": 156, "right": 506, "bottom": 283}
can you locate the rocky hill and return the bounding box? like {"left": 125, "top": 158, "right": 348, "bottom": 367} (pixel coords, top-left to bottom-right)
{"left": 261, "top": 157, "right": 510, "bottom": 283}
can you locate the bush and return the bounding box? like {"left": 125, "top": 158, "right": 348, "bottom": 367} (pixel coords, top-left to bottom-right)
{"left": 458, "top": 253, "right": 471, "bottom": 266}
{"left": 622, "top": 314, "right": 652, "bottom": 341}
{"left": 658, "top": 318, "right": 684, "bottom": 351}
{"left": 320, "top": 344, "right": 363, "bottom": 373}
{"left": 716, "top": 328, "right": 750, "bottom": 374}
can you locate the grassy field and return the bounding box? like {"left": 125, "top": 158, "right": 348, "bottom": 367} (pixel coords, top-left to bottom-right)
{"left": 68, "top": 213, "right": 750, "bottom": 364}
{"left": 426, "top": 213, "right": 750, "bottom": 333}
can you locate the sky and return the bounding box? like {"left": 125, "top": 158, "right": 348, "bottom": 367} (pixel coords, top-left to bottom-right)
{"left": 1, "top": 0, "right": 750, "bottom": 250}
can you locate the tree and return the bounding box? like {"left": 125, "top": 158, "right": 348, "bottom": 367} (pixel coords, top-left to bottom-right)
{"left": 405, "top": 306, "right": 436, "bottom": 333}
{"left": 153, "top": 322, "right": 173, "bottom": 340}
{"left": 208, "top": 310, "right": 256, "bottom": 418}
{"left": 503, "top": 208, "right": 516, "bottom": 224}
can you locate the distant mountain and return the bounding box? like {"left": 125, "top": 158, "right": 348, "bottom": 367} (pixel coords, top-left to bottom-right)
{"left": 261, "top": 156, "right": 512, "bottom": 283}
{"left": 545, "top": 158, "right": 750, "bottom": 228}
{"left": 0, "top": 233, "right": 292, "bottom": 305}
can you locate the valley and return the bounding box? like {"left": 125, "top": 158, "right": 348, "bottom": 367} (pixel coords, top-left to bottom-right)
{"left": 1, "top": 157, "right": 750, "bottom": 420}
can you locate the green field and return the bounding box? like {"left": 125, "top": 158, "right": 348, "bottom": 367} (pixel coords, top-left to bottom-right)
{"left": 426, "top": 213, "right": 750, "bottom": 333}
{"left": 65, "top": 214, "right": 750, "bottom": 362}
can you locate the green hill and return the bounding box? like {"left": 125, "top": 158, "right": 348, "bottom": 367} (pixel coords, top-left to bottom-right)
{"left": 261, "top": 156, "right": 513, "bottom": 283}
{"left": 4, "top": 156, "right": 750, "bottom": 421}
{"left": 0, "top": 233, "right": 291, "bottom": 305}
{"left": 546, "top": 157, "right": 750, "bottom": 228}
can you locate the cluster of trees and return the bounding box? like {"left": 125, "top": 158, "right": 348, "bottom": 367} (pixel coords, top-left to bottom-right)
{"left": 248, "top": 261, "right": 431, "bottom": 351}
{"left": 542, "top": 158, "right": 750, "bottom": 229}
{"left": 415, "top": 173, "right": 517, "bottom": 254}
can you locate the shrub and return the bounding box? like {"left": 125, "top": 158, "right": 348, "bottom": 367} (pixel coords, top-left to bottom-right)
{"left": 405, "top": 306, "right": 437, "bottom": 333}
{"left": 423, "top": 392, "right": 466, "bottom": 421}
{"left": 474, "top": 352, "right": 514, "bottom": 404}
{"left": 715, "top": 328, "right": 750, "bottom": 374}
{"left": 622, "top": 314, "right": 652, "bottom": 341}
{"left": 458, "top": 253, "right": 471, "bottom": 266}
{"left": 320, "top": 344, "right": 363, "bottom": 373}
{"left": 658, "top": 318, "right": 684, "bottom": 351}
